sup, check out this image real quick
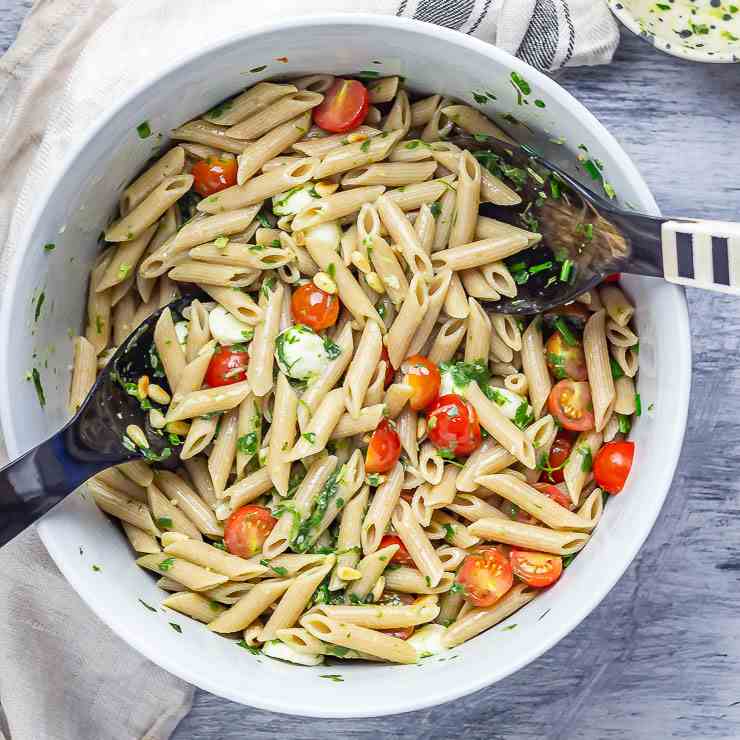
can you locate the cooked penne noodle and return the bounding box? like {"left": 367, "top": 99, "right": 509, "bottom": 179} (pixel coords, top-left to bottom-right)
{"left": 247, "top": 280, "right": 284, "bottom": 397}
{"left": 208, "top": 578, "right": 294, "bottom": 633}
{"left": 432, "top": 234, "right": 529, "bottom": 272}
{"left": 155, "top": 470, "right": 223, "bottom": 538}
{"left": 428, "top": 318, "right": 467, "bottom": 364}
{"left": 407, "top": 270, "right": 452, "bottom": 356}
{"left": 342, "top": 160, "right": 436, "bottom": 188}
{"left": 343, "top": 319, "right": 383, "bottom": 417}
{"left": 198, "top": 158, "right": 318, "bottom": 214}
{"left": 267, "top": 373, "right": 298, "bottom": 496}
{"left": 361, "top": 462, "right": 404, "bottom": 554}
{"left": 384, "top": 567, "right": 455, "bottom": 595}
{"left": 122, "top": 522, "right": 160, "bottom": 554}
{"left": 345, "top": 543, "right": 398, "bottom": 601}
{"left": 384, "top": 275, "right": 429, "bottom": 368}
{"left": 442, "top": 582, "right": 537, "bottom": 648}
{"left": 165, "top": 380, "right": 251, "bottom": 423}
{"left": 300, "top": 614, "right": 417, "bottom": 664}
{"left": 520, "top": 318, "right": 551, "bottom": 418}
{"left": 329, "top": 485, "right": 369, "bottom": 591}
{"left": 226, "top": 91, "right": 322, "bottom": 141}
{"left": 468, "top": 517, "right": 589, "bottom": 555}
{"left": 204, "top": 82, "right": 298, "bottom": 126}
{"left": 584, "top": 309, "right": 616, "bottom": 432}
{"left": 376, "top": 194, "right": 433, "bottom": 279}
{"left": 311, "top": 599, "right": 439, "bottom": 630}
{"left": 600, "top": 284, "right": 634, "bottom": 327}
{"left": 563, "top": 430, "right": 603, "bottom": 506}
{"left": 368, "top": 76, "right": 399, "bottom": 104}
{"left": 315, "top": 129, "right": 404, "bottom": 179}
{"left": 106, "top": 175, "right": 193, "bottom": 242}
{"left": 284, "top": 388, "right": 344, "bottom": 460}
{"left": 392, "top": 499, "right": 445, "bottom": 588}
{"left": 69, "top": 336, "right": 97, "bottom": 411}
{"left": 163, "top": 539, "right": 264, "bottom": 581}
{"left": 87, "top": 478, "right": 159, "bottom": 536}
{"left": 207, "top": 407, "right": 239, "bottom": 497}
{"left": 441, "top": 104, "right": 515, "bottom": 143}
{"left": 464, "top": 297, "right": 492, "bottom": 363}
{"left": 137, "top": 553, "right": 228, "bottom": 591}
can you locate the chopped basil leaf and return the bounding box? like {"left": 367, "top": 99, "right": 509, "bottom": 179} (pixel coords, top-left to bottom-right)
{"left": 43, "top": 242, "right": 55, "bottom": 252}
{"left": 138, "top": 598, "right": 157, "bottom": 612}
{"left": 237, "top": 639, "right": 261, "bottom": 654}
{"left": 634, "top": 393, "right": 642, "bottom": 417}
{"left": 137, "top": 121, "right": 152, "bottom": 139}
{"left": 158, "top": 557, "right": 175, "bottom": 572}
{"left": 169, "top": 622, "right": 182, "bottom": 633}
{"left": 157, "top": 517, "right": 173, "bottom": 529}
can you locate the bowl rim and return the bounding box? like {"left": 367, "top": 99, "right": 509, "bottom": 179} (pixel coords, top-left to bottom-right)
{"left": 608, "top": 0, "right": 740, "bottom": 63}
{"left": 0, "top": 12, "right": 692, "bottom": 717}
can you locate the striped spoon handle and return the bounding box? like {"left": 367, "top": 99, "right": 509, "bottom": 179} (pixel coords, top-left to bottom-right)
{"left": 661, "top": 220, "right": 740, "bottom": 294}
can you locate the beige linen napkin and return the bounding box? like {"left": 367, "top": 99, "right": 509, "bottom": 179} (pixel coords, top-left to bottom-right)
{"left": 0, "top": 1, "right": 619, "bottom": 738}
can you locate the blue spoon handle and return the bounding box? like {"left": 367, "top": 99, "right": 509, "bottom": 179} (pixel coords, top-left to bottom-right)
{"left": 0, "top": 423, "right": 121, "bottom": 546}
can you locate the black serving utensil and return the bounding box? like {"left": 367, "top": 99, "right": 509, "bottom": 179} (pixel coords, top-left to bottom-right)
{"left": 0, "top": 292, "right": 205, "bottom": 546}
{"left": 453, "top": 133, "right": 740, "bottom": 315}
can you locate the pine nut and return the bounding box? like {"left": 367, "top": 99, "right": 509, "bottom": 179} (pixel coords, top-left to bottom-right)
{"left": 125, "top": 424, "right": 149, "bottom": 449}
{"left": 351, "top": 250, "right": 371, "bottom": 274}
{"left": 166, "top": 421, "right": 191, "bottom": 436}
{"left": 365, "top": 271, "right": 384, "bottom": 293}
{"left": 137, "top": 375, "right": 150, "bottom": 399}
{"left": 149, "top": 408, "right": 167, "bottom": 429}
{"left": 371, "top": 576, "right": 385, "bottom": 602}
{"left": 313, "top": 271, "right": 337, "bottom": 294}
{"left": 314, "top": 180, "right": 338, "bottom": 197}
{"left": 337, "top": 566, "right": 362, "bottom": 581}
{"left": 147, "top": 383, "right": 171, "bottom": 405}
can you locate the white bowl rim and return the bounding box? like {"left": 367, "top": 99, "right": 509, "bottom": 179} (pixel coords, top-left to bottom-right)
{"left": 0, "top": 12, "right": 692, "bottom": 717}
{"left": 608, "top": 0, "right": 740, "bottom": 64}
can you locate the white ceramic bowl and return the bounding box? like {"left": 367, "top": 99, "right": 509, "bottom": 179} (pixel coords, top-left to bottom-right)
{"left": 0, "top": 14, "right": 691, "bottom": 718}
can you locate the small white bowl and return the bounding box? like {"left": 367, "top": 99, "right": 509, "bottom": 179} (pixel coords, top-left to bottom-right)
{"left": 609, "top": 0, "right": 740, "bottom": 63}
{"left": 0, "top": 14, "right": 691, "bottom": 717}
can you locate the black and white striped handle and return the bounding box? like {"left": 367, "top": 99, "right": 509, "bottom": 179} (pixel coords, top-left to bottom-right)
{"left": 661, "top": 220, "right": 740, "bottom": 294}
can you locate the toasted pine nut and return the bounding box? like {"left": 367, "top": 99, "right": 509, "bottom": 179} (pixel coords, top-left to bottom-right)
{"left": 347, "top": 132, "right": 369, "bottom": 144}
{"left": 137, "top": 375, "right": 150, "bottom": 399}
{"left": 149, "top": 408, "right": 167, "bottom": 429}
{"left": 417, "top": 417, "right": 427, "bottom": 440}
{"left": 166, "top": 421, "right": 191, "bottom": 436}
{"left": 365, "top": 271, "right": 385, "bottom": 293}
{"left": 293, "top": 230, "right": 306, "bottom": 246}
{"left": 351, "top": 250, "right": 371, "bottom": 274}
{"left": 313, "top": 271, "right": 337, "bottom": 294}
{"left": 147, "top": 383, "right": 171, "bottom": 405}
{"left": 337, "top": 566, "right": 362, "bottom": 581}
{"left": 126, "top": 424, "right": 149, "bottom": 449}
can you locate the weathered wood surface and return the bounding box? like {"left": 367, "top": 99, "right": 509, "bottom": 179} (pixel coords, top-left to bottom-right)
{"left": 2, "top": 7, "right": 740, "bottom": 737}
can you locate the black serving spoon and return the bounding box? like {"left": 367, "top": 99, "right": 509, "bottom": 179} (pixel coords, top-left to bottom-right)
{"left": 0, "top": 292, "right": 204, "bottom": 546}
{"left": 453, "top": 133, "right": 740, "bottom": 315}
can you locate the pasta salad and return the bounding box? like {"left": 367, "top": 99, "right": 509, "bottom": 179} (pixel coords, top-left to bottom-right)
{"left": 69, "top": 73, "right": 638, "bottom": 666}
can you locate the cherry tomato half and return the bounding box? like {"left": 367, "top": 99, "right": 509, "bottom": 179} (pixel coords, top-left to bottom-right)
{"left": 533, "top": 482, "right": 574, "bottom": 510}
{"left": 547, "top": 380, "right": 595, "bottom": 431}
{"left": 456, "top": 546, "right": 513, "bottom": 607}
{"left": 509, "top": 549, "right": 563, "bottom": 588}
{"left": 365, "top": 419, "right": 401, "bottom": 474}
{"left": 380, "top": 346, "right": 394, "bottom": 389}
{"left": 603, "top": 273, "right": 621, "bottom": 283}
{"left": 379, "top": 534, "right": 415, "bottom": 566}
{"left": 402, "top": 355, "right": 440, "bottom": 411}
{"left": 541, "top": 431, "right": 574, "bottom": 483}
{"left": 383, "top": 626, "right": 415, "bottom": 640}
{"left": 224, "top": 505, "right": 276, "bottom": 558}
{"left": 191, "top": 155, "right": 237, "bottom": 197}
{"left": 205, "top": 346, "right": 249, "bottom": 387}
{"left": 593, "top": 440, "right": 634, "bottom": 494}
{"left": 427, "top": 394, "right": 482, "bottom": 458}
{"left": 313, "top": 79, "right": 369, "bottom": 133}
{"left": 545, "top": 331, "right": 587, "bottom": 381}
{"left": 291, "top": 282, "right": 339, "bottom": 331}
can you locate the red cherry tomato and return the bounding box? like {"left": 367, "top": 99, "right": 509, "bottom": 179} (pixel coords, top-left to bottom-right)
{"left": 402, "top": 355, "right": 440, "bottom": 411}
{"left": 224, "top": 505, "right": 276, "bottom": 558}
{"left": 545, "top": 331, "right": 587, "bottom": 381}
{"left": 456, "top": 546, "right": 513, "bottom": 607}
{"left": 205, "top": 346, "right": 249, "bottom": 387}
{"left": 541, "top": 432, "right": 574, "bottom": 483}
{"left": 593, "top": 440, "right": 634, "bottom": 494}
{"left": 379, "top": 534, "right": 414, "bottom": 566}
{"left": 380, "top": 347, "right": 394, "bottom": 389}
{"left": 365, "top": 419, "right": 401, "bottom": 474}
{"left": 380, "top": 590, "right": 415, "bottom": 606}
{"left": 290, "top": 282, "right": 339, "bottom": 330}
{"left": 427, "top": 394, "right": 482, "bottom": 458}
{"left": 547, "top": 380, "right": 595, "bottom": 431}
{"left": 313, "top": 79, "right": 369, "bottom": 133}
{"left": 191, "top": 155, "right": 237, "bottom": 196}
{"left": 533, "top": 482, "right": 574, "bottom": 510}
{"left": 509, "top": 549, "right": 563, "bottom": 588}
{"left": 603, "top": 273, "right": 621, "bottom": 283}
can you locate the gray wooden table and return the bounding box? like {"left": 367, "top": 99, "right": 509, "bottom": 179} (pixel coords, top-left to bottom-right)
{"left": 3, "top": 4, "right": 740, "bottom": 738}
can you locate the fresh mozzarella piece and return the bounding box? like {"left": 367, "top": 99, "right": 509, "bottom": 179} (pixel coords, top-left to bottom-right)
{"left": 303, "top": 221, "right": 341, "bottom": 252}
{"left": 272, "top": 183, "right": 319, "bottom": 216}
{"left": 174, "top": 321, "right": 189, "bottom": 347}
{"left": 275, "top": 325, "right": 330, "bottom": 381}
{"left": 208, "top": 306, "right": 254, "bottom": 346}
{"left": 485, "top": 386, "right": 533, "bottom": 423}
{"left": 407, "top": 624, "right": 447, "bottom": 659}
{"left": 262, "top": 639, "right": 324, "bottom": 666}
